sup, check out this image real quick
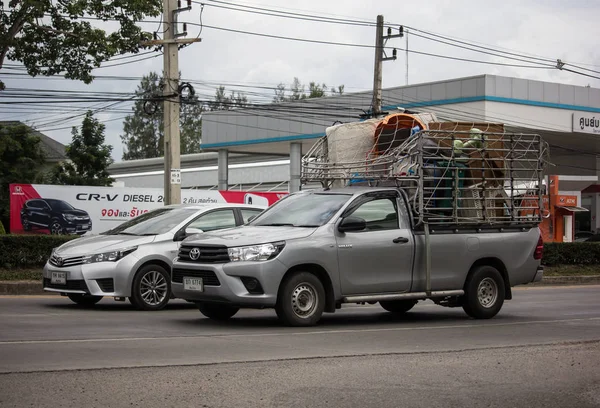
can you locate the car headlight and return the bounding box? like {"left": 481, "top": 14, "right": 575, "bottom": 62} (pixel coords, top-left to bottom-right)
{"left": 63, "top": 214, "right": 76, "bottom": 222}
{"left": 83, "top": 246, "right": 137, "bottom": 264}
{"left": 228, "top": 242, "right": 285, "bottom": 262}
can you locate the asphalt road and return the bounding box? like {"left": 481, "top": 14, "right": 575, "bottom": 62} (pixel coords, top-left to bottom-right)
{"left": 0, "top": 285, "right": 599, "bottom": 407}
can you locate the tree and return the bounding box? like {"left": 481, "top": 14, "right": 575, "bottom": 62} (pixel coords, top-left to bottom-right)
{"left": 208, "top": 86, "right": 248, "bottom": 111}
{"left": 120, "top": 72, "right": 204, "bottom": 160}
{"left": 272, "top": 77, "right": 345, "bottom": 103}
{"left": 0, "top": 123, "right": 47, "bottom": 232}
{"left": 50, "top": 112, "right": 114, "bottom": 186}
{"left": 0, "top": 0, "right": 161, "bottom": 89}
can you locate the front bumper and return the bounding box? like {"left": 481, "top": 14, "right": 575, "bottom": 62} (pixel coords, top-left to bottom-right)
{"left": 532, "top": 266, "right": 544, "bottom": 283}
{"left": 170, "top": 258, "right": 288, "bottom": 307}
{"left": 63, "top": 221, "right": 92, "bottom": 234}
{"left": 42, "top": 254, "right": 139, "bottom": 297}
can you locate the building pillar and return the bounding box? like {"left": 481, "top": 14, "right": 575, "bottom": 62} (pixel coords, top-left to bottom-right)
{"left": 218, "top": 149, "right": 228, "bottom": 191}
{"left": 289, "top": 142, "right": 302, "bottom": 193}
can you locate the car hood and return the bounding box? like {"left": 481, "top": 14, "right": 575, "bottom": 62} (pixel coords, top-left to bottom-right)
{"left": 183, "top": 225, "right": 317, "bottom": 247}
{"left": 55, "top": 234, "right": 158, "bottom": 256}
{"left": 63, "top": 209, "right": 89, "bottom": 217}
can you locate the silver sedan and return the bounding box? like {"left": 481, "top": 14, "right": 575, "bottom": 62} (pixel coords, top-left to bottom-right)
{"left": 42, "top": 203, "right": 265, "bottom": 310}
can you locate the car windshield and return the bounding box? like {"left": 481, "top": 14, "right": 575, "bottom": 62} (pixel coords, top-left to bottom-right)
{"left": 250, "top": 192, "right": 351, "bottom": 227}
{"left": 102, "top": 207, "right": 198, "bottom": 236}
{"left": 46, "top": 199, "right": 75, "bottom": 211}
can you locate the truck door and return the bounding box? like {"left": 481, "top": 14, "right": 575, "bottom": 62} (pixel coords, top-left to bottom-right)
{"left": 335, "top": 192, "right": 414, "bottom": 295}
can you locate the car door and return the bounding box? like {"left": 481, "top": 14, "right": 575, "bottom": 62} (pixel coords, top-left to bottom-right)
{"left": 335, "top": 192, "right": 414, "bottom": 295}
{"left": 38, "top": 200, "right": 53, "bottom": 228}
{"left": 29, "top": 200, "right": 46, "bottom": 226}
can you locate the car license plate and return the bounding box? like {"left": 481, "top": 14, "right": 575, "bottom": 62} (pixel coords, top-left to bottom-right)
{"left": 81, "top": 225, "right": 90, "bottom": 230}
{"left": 51, "top": 271, "right": 67, "bottom": 285}
{"left": 183, "top": 277, "right": 203, "bottom": 292}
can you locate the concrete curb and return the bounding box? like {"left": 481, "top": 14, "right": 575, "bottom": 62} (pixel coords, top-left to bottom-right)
{"left": 1, "top": 276, "right": 600, "bottom": 296}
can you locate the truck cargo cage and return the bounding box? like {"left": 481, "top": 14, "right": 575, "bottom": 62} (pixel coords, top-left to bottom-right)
{"left": 301, "top": 122, "right": 550, "bottom": 228}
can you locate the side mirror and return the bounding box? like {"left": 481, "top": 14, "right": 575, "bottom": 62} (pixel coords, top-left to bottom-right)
{"left": 338, "top": 216, "right": 366, "bottom": 233}
{"left": 185, "top": 227, "right": 204, "bottom": 236}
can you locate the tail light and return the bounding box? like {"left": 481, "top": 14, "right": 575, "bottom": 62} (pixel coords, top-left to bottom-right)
{"left": 534, "top": 234, "right": 544, "bottom": 260}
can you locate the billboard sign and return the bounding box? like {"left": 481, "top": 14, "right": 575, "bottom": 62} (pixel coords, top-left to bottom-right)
{"left": 9, "top": 184, "right": 287, "bottom": 235}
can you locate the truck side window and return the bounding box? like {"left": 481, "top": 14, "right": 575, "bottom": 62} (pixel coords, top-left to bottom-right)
{"left": 350, "top": 198, "right": 398, "bottom": 231}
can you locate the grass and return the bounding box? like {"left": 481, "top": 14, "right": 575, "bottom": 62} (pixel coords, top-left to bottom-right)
{"left": 0, "top": 265, "right": 599, "bottom": 281}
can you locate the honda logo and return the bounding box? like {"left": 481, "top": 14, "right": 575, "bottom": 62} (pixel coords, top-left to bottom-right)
{"left": 189, "top": 248, "right": 201, "bottom": 260}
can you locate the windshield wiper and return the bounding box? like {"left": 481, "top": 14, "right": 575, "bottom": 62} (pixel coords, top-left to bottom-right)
{"left": 258, "top": 223, "right": 295, "bottom": 227}
{"left": 140, "top": 233, "right": 158, "bottom": 236}
{"left": 117, "top": 232, "right": 139, "bottom": 236}
{"left": 294, "top": 225, "right": 320, "bottom": 228}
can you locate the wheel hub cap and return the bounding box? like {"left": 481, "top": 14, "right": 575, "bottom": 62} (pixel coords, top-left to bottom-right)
{"left": 140, "top": 271, "right": 168, "bottom": 306}
{"left": 477, "top": 278, "right": 498, "bottom": 308}
{"left": 291, "top": 283, "right": 317, "bottom": 318}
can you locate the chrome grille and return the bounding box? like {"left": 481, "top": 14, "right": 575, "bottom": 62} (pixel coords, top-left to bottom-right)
{"left": 49, "top": 254, "right": 85, "bottom": 268}
{"left": 178, "top": 245, "right": 230, "bottom": 263}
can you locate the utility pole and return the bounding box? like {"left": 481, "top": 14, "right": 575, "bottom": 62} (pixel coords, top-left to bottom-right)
{"left": 142, "top": 0, "right": 200, "bottom": 205}
{"left": 371, "top": 15, "right": 403, "bottom": 118}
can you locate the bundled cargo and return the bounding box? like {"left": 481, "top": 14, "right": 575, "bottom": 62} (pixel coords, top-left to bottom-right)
{"left": 301, "top": 114, "right": 549, "bottom": 228}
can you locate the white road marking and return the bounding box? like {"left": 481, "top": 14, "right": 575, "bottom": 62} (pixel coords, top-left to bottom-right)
{"left": 1, "top": 317, "right": 599, "bottom": 346}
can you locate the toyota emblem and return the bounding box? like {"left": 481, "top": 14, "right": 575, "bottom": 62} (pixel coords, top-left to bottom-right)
{"left": 56, "top": 257, "right": 63, "bottom": 267}
{"left": 189, "top": 248, "right": 201, "bottom": 260}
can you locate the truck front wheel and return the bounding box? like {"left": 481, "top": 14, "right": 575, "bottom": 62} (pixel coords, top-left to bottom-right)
{"left": 276, "top": 272, "right": 325, "bottom": 327}
{"left": 462, "top": 265, "right": 505, "bottom": 319}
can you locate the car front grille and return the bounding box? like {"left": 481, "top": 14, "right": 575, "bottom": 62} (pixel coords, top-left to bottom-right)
{"left": 49, "top": 254, "right": 85, "bottom": 268}
{"left": 43, "top": 278, "right": 88, "bottom": 292}
{"left": 178, "top": 245, "right": 230, "bottom": 263}
{"left": 172, "top": 268, "right": 221, "bottom": 286}
{"left": 96, "top": 278, "right": 114, "bottom": 293}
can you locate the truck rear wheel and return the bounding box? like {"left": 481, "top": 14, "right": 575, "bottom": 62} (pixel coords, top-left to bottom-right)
{"left": 462, "top": 265, "right": 505, "bottom": 319}
{"left": 276, "top": 272, "right": 325, "bottom": 327}
{"left": 379, "top": 299, "right": 417, "bottom": 314}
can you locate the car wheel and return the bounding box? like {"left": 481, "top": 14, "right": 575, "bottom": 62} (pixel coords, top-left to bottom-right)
{"left": 130, "top": 264, "right": 171, "bottom": 311}
{"left": 21, "top": 217, "right": 31, "bottom": 231}
{"left": 50, "top": 220, "right": 63, "bottom": 235}
{"left": 379, "top": 299, "right": 418, "bottom": 314}
{"left": 462, "top": 265, "right": 506, "bottom": 319}
{"left": 67, "top": 293, "right": 103, "bottom": 306}
{"left": 275, "top": 272, "right": 325, "bottom": 327}
{"left": 197, "top": 302, "right": 239, "bottom": 321}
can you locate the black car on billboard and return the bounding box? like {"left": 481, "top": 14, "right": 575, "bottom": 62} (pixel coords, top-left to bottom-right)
{"left": 21, "top": 199, "right": 92, "bottom": 235}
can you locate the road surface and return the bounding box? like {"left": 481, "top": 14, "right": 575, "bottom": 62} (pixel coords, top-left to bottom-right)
{"left": 0, "top": 285, "right": 599, "bottom": 407}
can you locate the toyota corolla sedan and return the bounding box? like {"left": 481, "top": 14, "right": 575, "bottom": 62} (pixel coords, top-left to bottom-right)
{"left": 42, "top": 203, "right": 265, "bottom": 310}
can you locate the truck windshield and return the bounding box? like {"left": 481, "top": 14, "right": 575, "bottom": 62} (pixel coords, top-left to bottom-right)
{"left": 250, "top": 193, "right": 351, "bottom": 227}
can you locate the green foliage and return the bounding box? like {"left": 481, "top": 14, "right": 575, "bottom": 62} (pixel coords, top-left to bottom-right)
{"left": 120, "top": 72, "right": 204, "bottom": 160}
{"left": 272, "top": 77, "right": 345, "bottom": 102}
{"left": 0, "top": 235, "right": 76, "bottom": 269}
{"left": 208, "top": 86, "right": 249, "bottom": 111}
{"left": 0, "top": 221, "right": 5, "bottom": 235}
{"left": 0, "top": 0, "right": 161, "bottom": 89}
{"left": 50, "top": 112, "right": 114, "bottom": 186}
{"left": 0, "top": 123, "right": 47, "bottom": 233}
{"left": 542, "top": 243, "right": 600, "bottom": 266}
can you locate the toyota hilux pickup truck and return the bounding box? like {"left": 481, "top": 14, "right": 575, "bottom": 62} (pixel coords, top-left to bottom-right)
{"left": 171, "top": 187, "right": 544, "bottom": 326}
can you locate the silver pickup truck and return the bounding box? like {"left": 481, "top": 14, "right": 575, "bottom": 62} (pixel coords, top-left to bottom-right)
{"left": 171, "top": 187, "right": 544, "bottom": 326}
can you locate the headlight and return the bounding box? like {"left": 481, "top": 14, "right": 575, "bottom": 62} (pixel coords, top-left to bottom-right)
{"left": 63, "top": 214, "right": 76, "bottom": 222}
{"left": 228, "top": 242, "right": 285, "bottom": 262}
{"left": 83, "top": 246, "right": 137, "bottom": 264}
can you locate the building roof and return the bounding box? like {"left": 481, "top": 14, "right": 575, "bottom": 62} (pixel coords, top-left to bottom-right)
{"left": 0, "top": 121, "right": 66, "bottom": 162}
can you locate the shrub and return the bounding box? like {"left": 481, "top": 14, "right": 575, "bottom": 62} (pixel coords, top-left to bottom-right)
{"left": 0, "top": 235, "right": 78, "bottom": 269}
{"left": 0, "top": 222, "right": 5, "bottom": 235}
{"left": 542, "top": 243, "right": 600, "bottom": 267}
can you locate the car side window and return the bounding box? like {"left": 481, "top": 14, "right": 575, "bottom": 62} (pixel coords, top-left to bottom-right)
{"left": 188, "top": 209, "right": 237, "bottom": 232}
{"left": 240, "top": 209, "right": 262, "bottom": 224}
{"left": 349, "top": 198, "right": 399, "bottom": 231}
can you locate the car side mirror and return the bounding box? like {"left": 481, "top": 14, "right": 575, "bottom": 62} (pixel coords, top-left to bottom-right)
{"left": 338, "top": 216, "right": 366, "bottom": 233}
{"left": 185, "top": 227, "right": 204, "bottom": 236}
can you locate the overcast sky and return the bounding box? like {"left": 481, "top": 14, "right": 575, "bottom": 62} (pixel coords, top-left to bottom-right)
{"left": 1, "top": 0, "right": 599, "bottom": 161}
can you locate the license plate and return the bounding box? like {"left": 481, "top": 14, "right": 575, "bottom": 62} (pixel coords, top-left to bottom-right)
{"left": 183, "top": 277, "right": 203, "bottom": 292}
{"left": 81, "top": 225, "right": 90, "bottom": 230}
{"left": 51, "top": 272, "right": 67, "bottom": 285}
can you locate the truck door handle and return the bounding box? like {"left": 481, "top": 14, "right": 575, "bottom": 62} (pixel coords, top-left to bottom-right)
{"left": 393, "top": 237, "right": 409, "bottom": 244}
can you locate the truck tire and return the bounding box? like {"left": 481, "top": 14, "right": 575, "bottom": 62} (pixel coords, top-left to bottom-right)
{"left": 462, "top": 265, "right": 505, "bottom": 319}
{"left": 67, "top": 293, "right": 103, "bottom": 306}
{"left": 129, "top": 264, "right": 171, "bottom": 311}
{"left": 276, "top": 272, "right": 326, "bottom": 327}
{"left": 379, "top": 299, "right": 417, "bottom": 314}
{"left": 197, "top": 302, "right": 239, "bottom": 321}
